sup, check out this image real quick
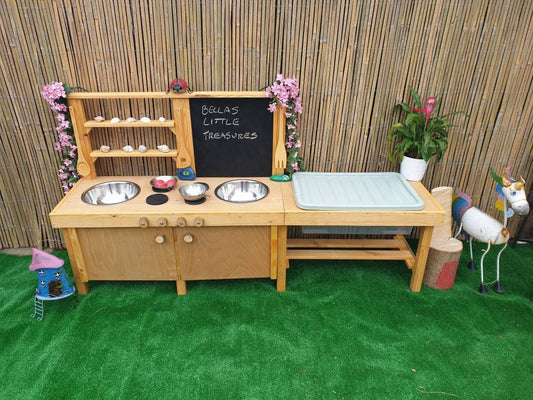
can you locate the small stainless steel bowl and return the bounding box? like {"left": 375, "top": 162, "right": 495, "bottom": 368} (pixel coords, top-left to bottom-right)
{"left": 215, "top": 179, "right": 269, "bottom": 203}
{"left": 82, "top": 181, "right": 140, "bottom": 205}
{"left": 179, "top": 182, "right": 209, "bottom": 201}
{"left": 149, "top": 176, "right": 178, "bottom": 192}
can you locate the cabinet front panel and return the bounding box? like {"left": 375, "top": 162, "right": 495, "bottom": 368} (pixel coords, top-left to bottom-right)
{"left": 77, "top": 228, "right": 177, "bottom": 280}
{"left": 179, "top": 226, "right": 270, "bottom": 280}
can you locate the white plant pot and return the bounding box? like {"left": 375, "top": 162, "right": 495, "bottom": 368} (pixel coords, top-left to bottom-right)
{"left": 400, "top": 156, "right": 428, "bottom": 181}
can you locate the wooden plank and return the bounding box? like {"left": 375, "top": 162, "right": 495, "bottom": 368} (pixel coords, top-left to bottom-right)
{"left": 288, "top": 238, "right": 409, "bottom": 249}
{"left": 287, "top": 249, "right": 414, "bottom": 261}
{"left": 276, "top": 225, "right": 288, "bottom": 292}
{"left": 270, "top": 226, "right": 278, "bottom": 279}
{"left": 410, "top": 226, "right": 434, "bottom": 292}
{"left": 62, "top": 228, "right": 89, "bottom": 294}
{"left": 67, "top": 91, "right": 267, "bottom": 99}
{"left": 84, "top": 120, "right": 175, "bottom": 128}
{"left": 90, "top": 149, "right": 178, "bottom": 158}
{"left": 68, "top": 101, "right": 95, "bottom": 178}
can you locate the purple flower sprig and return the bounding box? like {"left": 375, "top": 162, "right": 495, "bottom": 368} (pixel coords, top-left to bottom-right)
{"left": 41, "top": 82, "right": 86, "bottom": 194}
{"left": 265, "top": 74, "right": 305, "bottom": 176}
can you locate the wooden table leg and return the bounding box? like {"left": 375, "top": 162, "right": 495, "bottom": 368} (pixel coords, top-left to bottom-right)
{"left": 276, "top": 226, "right": 287, "bottom": 292}
{"left": 410, "top": 226, "right": 434, "bottom": 292}
{"left": 176, "top": 280, "right": 187, "bottom": 295}
{"left": 63, "top": 228, "right": 89, "bottom": 295}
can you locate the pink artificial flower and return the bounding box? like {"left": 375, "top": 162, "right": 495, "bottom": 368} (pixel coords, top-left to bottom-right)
{"left": 294, "top": 97, "right": 303, "bottom": 114}
{"left": 52, "top": 103, "right": 68, "bottom": 112}
{"left": 268, "top": 103, "right": 277, "bottom": 113}
{"left": 285, "top": 141, "right": 293, "bottom": 149}
{"left": 294, "top": 141, "right": 302, "bottom": 148}
{"left": 41, "top": 82, "right": 66, "bottom": 104}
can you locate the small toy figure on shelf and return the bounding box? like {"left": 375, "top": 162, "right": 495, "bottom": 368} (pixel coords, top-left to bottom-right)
{"left": 166, "top": 78, "right": 190, "bottom": 94}
{"left": 29, "top": 248, "right": 76, "bottom": 321}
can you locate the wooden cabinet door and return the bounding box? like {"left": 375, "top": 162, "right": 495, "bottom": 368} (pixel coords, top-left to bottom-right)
{"left": 77, "top": 228, "right": 177, "bottom": 280}
{"left": 178, "top": 226, "right": 271, "bottom": 280}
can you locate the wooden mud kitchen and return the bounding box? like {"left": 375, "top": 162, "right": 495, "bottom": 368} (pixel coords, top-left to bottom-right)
{"left": 49, "top": 91, "right": 445, "bottom": 295}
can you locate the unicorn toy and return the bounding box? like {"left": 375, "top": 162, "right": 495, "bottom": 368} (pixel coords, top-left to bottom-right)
{"left": 452, "top": 167, "right": 529, "bottom": 294}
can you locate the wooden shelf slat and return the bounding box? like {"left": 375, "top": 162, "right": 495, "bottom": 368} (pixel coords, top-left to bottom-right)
{"left": 84, "top": 120, "right": 175, "bottom": 128}
{"left": 67, "top": 91, "right": 266, "bottom": 99}
{"left": 90, "top": 149, "right": 178, "bottom": 158}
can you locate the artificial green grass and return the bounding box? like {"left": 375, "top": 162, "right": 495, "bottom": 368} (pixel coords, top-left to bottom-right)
{"left": 1, "top": 243, "right": 532, "bottom": 399}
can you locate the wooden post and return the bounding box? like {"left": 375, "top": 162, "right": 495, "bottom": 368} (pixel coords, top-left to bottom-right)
{"left": 276, "top": 225, "right": 288, "bottom": 292}
{"left": 68, "top": 99, "right": 95, "bottom": 178}
{"left": 410, "top": 226, "right": 434, "bottom": 292}
{"left": 62, "top": 228, "right": 89, "bottom": 294}
{"left": 171, "top": 98, "right": 195, "bottom": 171}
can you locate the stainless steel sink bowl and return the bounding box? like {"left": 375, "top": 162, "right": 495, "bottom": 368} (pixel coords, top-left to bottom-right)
{"left": 81, "top": 181, "right": 141, "bottom": 205}
{"left": 215, "top": 179, "right": 269, "bottom": 203}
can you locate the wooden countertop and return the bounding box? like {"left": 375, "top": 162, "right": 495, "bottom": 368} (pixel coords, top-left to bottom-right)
{"left": 281, "top": 180, "right": 445, "bottom": 226}
{"left": 50, "top": 176, "right": 444, "bottom": 229}
{"left": 50, "top": 176, "right": 285, "bottom": 228}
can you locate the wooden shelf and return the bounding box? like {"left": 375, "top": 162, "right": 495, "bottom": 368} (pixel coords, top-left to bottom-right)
{"left": 84, "top": 120, "right": 175, "bottom": 128}
{"left": 90, "top": 149, "right": 178, "bottom": 158}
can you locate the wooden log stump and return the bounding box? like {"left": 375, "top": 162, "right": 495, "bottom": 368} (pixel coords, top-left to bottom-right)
{"left": 423, "top": 187, "right": 463, "bottom": 290}
{"left": 424, "top": 243, "right": 463, "bottom": 289}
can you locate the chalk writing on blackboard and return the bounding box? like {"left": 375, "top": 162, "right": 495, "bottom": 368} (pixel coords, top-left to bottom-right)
{"left": 199, "top": 105, "right": 258, "bottom": 141}
{"left": 190, "top": 98, "right": 273, "bottom": 177}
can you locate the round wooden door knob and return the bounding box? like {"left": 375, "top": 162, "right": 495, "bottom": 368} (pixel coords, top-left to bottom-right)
{"left": 157, "top": 217, "right": 168, "bottom": 227}
{"left": 177, "top": 217, "right": 187, "bottom": 227}
{"left": 183, "top": 234, "right": 194, "bottom": 243}
{"left": 154, "top": 235, "right": 166, "bottom": 244}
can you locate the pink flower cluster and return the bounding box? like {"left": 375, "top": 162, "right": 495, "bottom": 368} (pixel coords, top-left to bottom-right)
{"left": 265, "top": 74, "right": 304, "bottom": 175}
{"left": 41, "top": 82, "right": 79, "bottom": 194}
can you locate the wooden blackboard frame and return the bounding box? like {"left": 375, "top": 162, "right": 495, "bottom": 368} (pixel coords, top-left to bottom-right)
{"left": 188, "top": 97, "right": 272, "bottom": 176}
{"left": 173, "top": 91, "right": 286, "bottom": 177}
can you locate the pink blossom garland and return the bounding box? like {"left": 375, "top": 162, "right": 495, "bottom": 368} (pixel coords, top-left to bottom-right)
{"left": 41, "top": 82, "right": 85, "bottom": 194}
{"left": 265, "top": 74, "right": 305, "bottom": 176}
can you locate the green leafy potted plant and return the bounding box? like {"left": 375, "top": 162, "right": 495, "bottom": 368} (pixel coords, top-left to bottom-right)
{"left": 388, "top": 88, "right": 468, "bottom": 181}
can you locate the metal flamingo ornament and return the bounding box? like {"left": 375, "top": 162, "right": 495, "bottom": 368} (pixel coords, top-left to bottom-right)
{"left": 452, "top": 167, "right": 529, "bottom": 294}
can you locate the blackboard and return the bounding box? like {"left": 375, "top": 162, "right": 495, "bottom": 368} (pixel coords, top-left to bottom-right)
{"left": 189, "top": 98, "right": 273, "bottom": 177}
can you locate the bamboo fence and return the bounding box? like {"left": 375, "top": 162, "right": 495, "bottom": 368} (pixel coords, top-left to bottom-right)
{"left": 0, "top": 0, "right": 532, "bottom": 249}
